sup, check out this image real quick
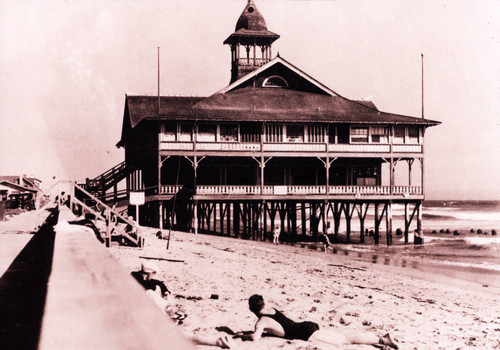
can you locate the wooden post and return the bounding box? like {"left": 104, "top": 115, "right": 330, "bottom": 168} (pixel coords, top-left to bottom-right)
{"left": 233, "top": 202, "right": 240, "bottom": 236}
{"left": 291, "top": 202, "right": 297, "bottom": 236}
{"left": 333, "top": 202, "right": 341, "bottom": 236}
{"left": 390, "top": 158, "right": 394, "bottom": 195}
{"left": 374, "top": 203, "right": 380, "bottom": 245}
{"left": 261, "top": 200, "right": 266, "bottom": 240}
{"left": 386, "top": 201, "right": 393, "bottom": 246}
{"left": 357, "top": 202, "right": 368, "bottom": 244}
{"left": 159, "top": 201, "right": 163, "bottom": 230}
{"left": 417, "top": 201, "right": 422, "bottom": 237}
{"left": 193, "top": 201, "right": 198, "bottom": 234}
{"left": 301, "top": 202, "right": 306, "bottom": 236}
{"left": 404, "top": 203, "right": 409, "bottom": 244}
{"left": 227, "top": 202, "right": 232, "bottom": 236}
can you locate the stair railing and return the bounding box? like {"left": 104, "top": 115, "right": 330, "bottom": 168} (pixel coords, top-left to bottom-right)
{"left": 73, "top": 182, "right": 142, "bottom": 248}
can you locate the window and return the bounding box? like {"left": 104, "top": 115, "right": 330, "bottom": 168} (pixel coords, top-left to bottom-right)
{"left": 179, "top": 123, "right": 192, "bottom": 141}
{"left": 219, "top": 124, "right": 239, "bottom": 142}
{"left": 161, "top": 122, "right": 176, "bottom": 141}
{"left": 407, "top": 127, "right": 419, "bottom": 144}
{"left": 286, "top": 124, "right": 304, "bottom": 142}
{"left": 350, "top": 127, "right": 369, "bottom": 143}
{"left": 198, "top": 124, "right": 216, "bottom": 142}
{"left": 262, "top": 75, "right": 288, "bottom": 88}
{"left": 265, "top": 124, "right": 283, "bottom": 142}
{"left": 307, "top": 125, "right": 325, "bottom": 143}
{"left": 370, "top": 126, "right": 388, "bottom": 143}
{"left": 394, "top": 126, "right": 405, "bottom": 144}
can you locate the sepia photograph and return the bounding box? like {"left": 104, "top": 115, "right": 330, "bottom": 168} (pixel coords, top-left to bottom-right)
{"left": 1, "top": 0, "right": 499, "bottom": 349}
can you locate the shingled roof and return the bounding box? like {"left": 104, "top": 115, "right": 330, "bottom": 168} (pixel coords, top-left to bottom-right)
{"left": 118, "top": 56, "right": 440, "bottom": 146}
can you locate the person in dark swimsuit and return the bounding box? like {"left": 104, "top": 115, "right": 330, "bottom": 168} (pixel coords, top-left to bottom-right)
{"left": 239, "top": 294, "right": 399, "bottom": 348}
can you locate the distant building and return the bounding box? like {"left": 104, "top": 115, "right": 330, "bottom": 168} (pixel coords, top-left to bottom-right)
{"left": 0, "top": 175, "right": 41, "bottom": 210}
{"left": 113, "top": 0, "right": 440, "bottom": 244}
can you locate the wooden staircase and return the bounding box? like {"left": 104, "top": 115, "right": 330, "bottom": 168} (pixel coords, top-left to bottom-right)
{"left": 81, "top": 161, "right": 130, "bottom": 204}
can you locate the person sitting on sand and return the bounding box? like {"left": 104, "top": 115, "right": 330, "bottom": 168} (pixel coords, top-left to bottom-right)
{"left": 131, "top": 261, "right": 186, "bottom": 323}
{"left": 273, "top": 224, "right": 280, "bottom": 245}
{"left": 235, "top": 294, "right": 399, "bottom": 349}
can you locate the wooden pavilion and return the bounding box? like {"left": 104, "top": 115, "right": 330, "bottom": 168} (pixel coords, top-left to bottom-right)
{"left": 116, "top": 0, "right": 440, "bottom": 245}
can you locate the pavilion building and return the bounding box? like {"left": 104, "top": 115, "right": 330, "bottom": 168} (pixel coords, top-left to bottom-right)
{"left": 114, "top": 0, "right": 440, "bottom": 244}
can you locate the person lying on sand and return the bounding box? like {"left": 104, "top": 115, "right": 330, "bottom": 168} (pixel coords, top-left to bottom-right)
{"left": 131, "top": 261, "right": 187, "bottom": 323}
{"left": 234, "top": 294, "right": 399, "bottom": 349}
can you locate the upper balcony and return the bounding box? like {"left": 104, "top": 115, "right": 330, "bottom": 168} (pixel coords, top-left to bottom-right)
{"left": 159, "top": 122, "right": 423, "bottom": 156}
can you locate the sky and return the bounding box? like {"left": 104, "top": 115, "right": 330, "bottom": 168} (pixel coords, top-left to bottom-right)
{"left": 0, "top": 0, "right": 499, "bottom": 200}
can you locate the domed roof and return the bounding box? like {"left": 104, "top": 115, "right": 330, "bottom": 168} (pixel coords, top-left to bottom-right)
{"left": 235, "top": 0, "right": 267, "bottom": 32}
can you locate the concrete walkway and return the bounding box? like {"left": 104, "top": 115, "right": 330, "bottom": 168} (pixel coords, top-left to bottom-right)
{"left": 38, "top": 208, "right": 195, "bottom": 349}
{"left": 0, "top": 208, "right": 54, "bottom": 276}
{"left": 1, "top": 208, "right": 195, "bottom": 349}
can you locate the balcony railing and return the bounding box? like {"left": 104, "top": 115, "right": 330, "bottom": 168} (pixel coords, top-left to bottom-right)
{"left": 328, "top": 144, "right": 390, "bottom": 153}
{"left": 328, "top": 186, "right": 391, "bottom": 195}
{"left": 393, "top": 186, "right": 423, "bottom": 195}
{"left": 236, "top": 58, "right": 269, "bottom": 67}
{"left": 158, "top": 185, "right": 422, "bottom": 196}
{"left": 196, "top": 142, "right": 260, "bottom": 151}
{"left": 160, "top": 185, "right": 184, "bottom": 194}
{"left": 159, "top": 141, "right": 422, "bottom": 153}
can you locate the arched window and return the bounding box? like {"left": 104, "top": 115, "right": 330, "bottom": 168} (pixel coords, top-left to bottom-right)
{"left": 262, "top": 75, "right": 288, "bottom": 88}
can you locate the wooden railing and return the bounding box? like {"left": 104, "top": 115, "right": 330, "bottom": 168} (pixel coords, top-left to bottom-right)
{"left": 263, "top": 143, "right": 326, "bottom": 152}
{"left": 328, "top": 144, "right": 390, "bottom": 153}
{"left": 159, "top": 141, "right": 423, "bottom": 153}
{"left": 196, "top": 185, "right": 262, "bottom": 195}
{"left": 236, "top": 58, "right": 268, "bottom": 67}
{"left": 329, "top": 186, "right": 391, "bottom": 195}
{"left": 158, "top": 185, "right": 422, "bottom": 196}
{"left": 159, "top": 185, "right": 184, "bottom": 194}
{"left": 196, "top": 142, "right": 260, "bottom": 151}
{"left": 393, "top": 186, "right": 423, "bottom": 195}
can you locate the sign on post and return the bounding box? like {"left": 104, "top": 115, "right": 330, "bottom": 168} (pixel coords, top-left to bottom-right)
{"left": 129, "top": 191, "right": 145, "bottom": 223}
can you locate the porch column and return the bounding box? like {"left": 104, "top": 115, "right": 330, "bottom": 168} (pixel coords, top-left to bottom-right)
{"left": 260, "top": 155, "right": 265, "bottom": 195}
{"left": 193, "top": 155, "right": 198, "bottom": 234}
{"left": 253, "top": 44, "right": 256, "bottom": 65}
{"left": 390, "top": 158, "right": 394, "bottom": 195}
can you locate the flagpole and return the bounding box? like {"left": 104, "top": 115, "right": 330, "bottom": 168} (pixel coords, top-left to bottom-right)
{"left": 421, "top": 53, "right": 424, "bottom": 119}
{"left": 158, "top": 47, "right": 160, "bottom": 114}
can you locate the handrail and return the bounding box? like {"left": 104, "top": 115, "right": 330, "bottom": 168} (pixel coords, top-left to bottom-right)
{"left": 73, "top": 183, "right": 142, "bottom": 247}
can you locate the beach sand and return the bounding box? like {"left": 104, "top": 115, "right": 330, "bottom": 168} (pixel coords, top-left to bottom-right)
{"left": 109, "top": 228, "right": 500, "bottom": 350}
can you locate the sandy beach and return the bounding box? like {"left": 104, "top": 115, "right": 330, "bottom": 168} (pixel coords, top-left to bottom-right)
{"left": 109, "top": 228, "right": 500, "bottom": 350}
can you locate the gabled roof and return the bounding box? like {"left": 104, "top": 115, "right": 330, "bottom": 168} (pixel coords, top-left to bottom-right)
{"left": 0, "top": 176, "right": 40, "bottom": 190}
{"left": 215, "top": 56, "right": 340, "bottom": 96}
{"left": 118, "top": 56, "right": 440, "bottom": 146}
{"left": 0, "top": 181, "right": 38, "bottom": 193}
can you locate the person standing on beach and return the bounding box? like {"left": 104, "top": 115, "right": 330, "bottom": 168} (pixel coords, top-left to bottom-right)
{"left": 236, "top": 294, "right": 399, "bottom": 349}
{"left": 273, "top": 224, "right": 280, "bottom": 245}
{"left": 319, "top": 231, "right": 333, "bottom": 253}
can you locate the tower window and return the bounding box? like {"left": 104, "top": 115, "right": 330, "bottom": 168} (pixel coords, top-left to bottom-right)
{"left": 262, "top": 75, "right": 288, "bottom": 88}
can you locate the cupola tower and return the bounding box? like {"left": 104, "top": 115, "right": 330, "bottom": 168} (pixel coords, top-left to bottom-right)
{"left": 224, "top": 0, "right": 280, "bottom": 83}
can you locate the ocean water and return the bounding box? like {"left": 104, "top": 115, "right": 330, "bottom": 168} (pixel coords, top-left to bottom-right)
{"left": 331, "top": 201, "right": 500, "bottom": 286}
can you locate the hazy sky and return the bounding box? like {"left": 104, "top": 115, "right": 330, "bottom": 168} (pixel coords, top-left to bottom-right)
{"left": 1, "top": 0, "right": 499, "bottom": 200}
